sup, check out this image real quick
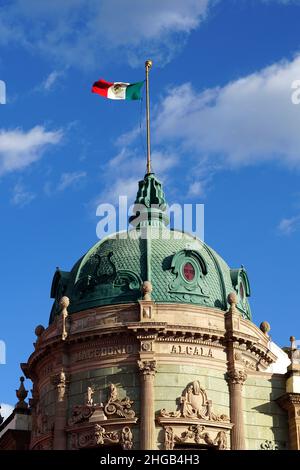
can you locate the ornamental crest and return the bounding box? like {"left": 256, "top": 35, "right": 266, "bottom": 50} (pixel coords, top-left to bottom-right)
{"left": 160, "top": 380, "right": 229, "bottom": 422}
{"left": 168, "top": 250, "right": 210, "bottom": 303}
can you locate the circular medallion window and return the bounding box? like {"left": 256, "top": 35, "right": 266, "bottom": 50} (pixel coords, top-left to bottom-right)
{"left": 183, "top": 262, "right": 195, "bottom": 281}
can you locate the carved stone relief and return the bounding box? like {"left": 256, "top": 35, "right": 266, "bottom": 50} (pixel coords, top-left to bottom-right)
{"left": 71, "top": 424, "right": 133, "bottom": 450}
{"left": 68, "top": 383, "right": 135, "bottom": 427}
{"left": 164, "top": 425, "right": 227, "bottom": 450}
{"left": 159, "top": 380, "right": 230, "bottom": 422}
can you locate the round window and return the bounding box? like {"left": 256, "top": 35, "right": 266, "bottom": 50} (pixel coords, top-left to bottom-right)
{"left": 183, "top": 262, "right": 195, "bottom": 281}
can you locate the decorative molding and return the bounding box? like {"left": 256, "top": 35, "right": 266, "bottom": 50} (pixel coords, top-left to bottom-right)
{"left": 51, "top": 370, "right": 69, "bottom": 402}
{"left": 159, "top": 380, "right": 230, "bottom": 423}
{"left": 71, "top": 424, "right": 133, "bottom": 450}
{"left": 277, "top": 392, "right": 300, "bottom": 411}
{"left": 104, "top": 383, "right": 135, "bottom": 419}
{"left": 226, "top": 370, "right": 247, "bottom": 385}
{"left": 73, "top": 250, "right": 142, "bottom": 304}
{"left": 260, "top": 440, "right": 279, "bottom": 451}
{"left": 121, "top": 426, "right": 134, "bottom": 450}
{"left": 137, "top": 360, "right": 157, "bottom": 376}
{"left": 68, "top": 404, "right": 97, "bottom": 427}
{"left": 163, "top": 425, "right": 227, "bottom": 450}
{"left": 59, "top": 296, "right": 70, "bottom": 341}
{"left": 68, "top": 384, "right": 135, "bottom": 427}
{"left": 168, "top": 250, "right": 210, "bottom": 304}
{"left": 32, "top": 403, "right": 54, "bottom": 438}
{"left": 31, "top": 436, "right": 53, "bottom": 450}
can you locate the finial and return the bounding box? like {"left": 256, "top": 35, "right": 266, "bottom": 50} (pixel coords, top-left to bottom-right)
{"left": 35, "top": 325, "right": 45, "bottom": 337}
{"left": 145, "top": 59, "right": 153, "bottom": 70}
{"left": 15, "top": 376, "right": 28, "bottom": 410}
{"left": 129, "top": 173, "right": 169, "bottom": 227}
{"left": 59, "top": 296, "right": 70, "bottom": 310}
{"left": 142, "top": 281, "right": 153, "bottom": 301}
{"left": 260, "top": 321, "right": 271, "bottom": 336}
{"left": 289, "top": 336, "right": 300, "bottom": 364}
{"left": 290, "top": 336, "right": 296, "bottom": 349}
{"left": 34, "top": 324, "right": 45, "bottom": 349}
{"left": 59, "top": 296, "right": 70, "bottom": 341}
{"left": 227, "top": 292, "right": 238, "bottom": 312}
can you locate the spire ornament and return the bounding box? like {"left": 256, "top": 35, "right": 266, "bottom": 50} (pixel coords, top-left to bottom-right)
{"left": 15, "top": 376, "right": 28, "bottom": 410}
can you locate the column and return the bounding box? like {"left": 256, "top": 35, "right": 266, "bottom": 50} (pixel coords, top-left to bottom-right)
{"left": 225, "top": 292, "right": 247, "bottom": 449}
{"left": 138, "top": 360, "right": 156, "bottom": 450}
{"left": 277, "top": 359, "right": 300, "bottom": 450}
{"left": 227, "top": 369, "right": 247, "bottom": 450}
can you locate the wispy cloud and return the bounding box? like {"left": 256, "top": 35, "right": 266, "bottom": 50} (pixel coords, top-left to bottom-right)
{"left": 0, "top": 403, "right": 14, "bottom": 421}
{"left": 278, "top": 215, "right": 300, "bottom": 235}
{"left": 0, "top": 126, "right": 63, "bottom": 176}
{"left": 98, "top": 54, "right": 300, "bottom": 203}
{"left": 41, "top": 70, "right": 64, "bottom": 92}
{"left": 0, "top": 0, "right": 212, "bottom": 69}
{"left": 11, "top": 182, "right": 36, "bottom": 207}
{"left": 94, "top": 147, "right": 178, "bottom": 206}
{"left": 57, "top": 171, "right": 87, "bottom": 191}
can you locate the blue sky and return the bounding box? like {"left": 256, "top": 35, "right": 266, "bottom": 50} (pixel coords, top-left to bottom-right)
{"left": 1, "top": 0, "right": 300, "bottom": 415}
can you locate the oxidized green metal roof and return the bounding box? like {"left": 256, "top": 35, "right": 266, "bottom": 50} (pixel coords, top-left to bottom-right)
{"left": 49, "top": 173, "right": 252, "bottom": 323}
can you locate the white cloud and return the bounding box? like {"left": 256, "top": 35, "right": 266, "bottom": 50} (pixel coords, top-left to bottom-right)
{"left": 187, "top": 181, "right": 206, "bottom": 197}
{"left": 0, "top": 0, "right": 212, "bottom": 68}
{"left": 92, "top": 145, "right": 178, "bottom": 208}
{"left": 41, "top": 70, "right": 64, "bottom": 91}
{"left": 0, "top": 403, "right": 14, "bottom": 421}
{"left": 153, "top": 54, "right": 300, "bottom": 167}
{"left": 1, "top": 1, "right": 300, "bottom": 69}
{"left": 0, "top": 126, "right": 63, "bottom": 176}
{"left": 57, "top": 171, "right": 87, "bottom": 191}
{"left": 278, "top": 215, "right": 300, "bottom": 234}
{"left": 11, "top": 182, "right": 36, "bottom": 207}
{"left": 103, "top": 54, "right": 300, "bottom": 203}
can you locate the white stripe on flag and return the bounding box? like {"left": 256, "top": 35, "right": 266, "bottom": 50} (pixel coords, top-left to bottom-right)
{"left": 107, "top": 82, "right": 129, "bottom": 100}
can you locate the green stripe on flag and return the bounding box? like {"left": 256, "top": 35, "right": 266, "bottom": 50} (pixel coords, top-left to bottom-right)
{"left": 125, "top": 81, "right": 144, "bottom": 100}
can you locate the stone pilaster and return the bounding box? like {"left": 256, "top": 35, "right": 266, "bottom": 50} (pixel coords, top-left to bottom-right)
{"left": 51, "top": 370, "right": 69, "bottom": 450}
{"left": 277, "top": 363, "right": 300, "bottom": 450}
{"left": 138, "top": 360, "right": 157, "bottom": 450}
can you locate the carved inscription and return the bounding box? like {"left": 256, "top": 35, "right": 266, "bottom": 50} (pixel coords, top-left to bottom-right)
{"left": 170, "top": 345, "right": 213, "bottom": 357}
{"left": 75, "top": 344, "right": 138, "bottom": 362}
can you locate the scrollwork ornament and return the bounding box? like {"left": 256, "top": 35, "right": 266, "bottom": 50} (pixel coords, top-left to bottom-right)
{"left": 137, "top": 360, "right": 157, "bottom": 376}
{"left": 227, "top": 369, "right": 247, "bottom": 385}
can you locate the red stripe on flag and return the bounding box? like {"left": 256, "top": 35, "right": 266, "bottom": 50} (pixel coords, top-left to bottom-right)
{"left": 91, "top": 79, "right": 114, "bottom": 98}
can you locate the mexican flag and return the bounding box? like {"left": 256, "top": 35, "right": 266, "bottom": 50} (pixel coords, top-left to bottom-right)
{"left": 92, "top": 78, "right": 144, "bottom": 100}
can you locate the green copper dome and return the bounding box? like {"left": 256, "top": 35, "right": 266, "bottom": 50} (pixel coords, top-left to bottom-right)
{"left": 49, "top": 174, "right": 252, "bottom": 323}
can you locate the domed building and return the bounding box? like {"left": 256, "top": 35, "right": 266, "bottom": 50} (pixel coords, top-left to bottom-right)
{"left": 1, "top": 172, "right": 300, "bottom": 451}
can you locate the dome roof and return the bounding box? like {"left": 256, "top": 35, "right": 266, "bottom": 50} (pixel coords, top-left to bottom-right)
{"left": 49, "top": 174, "right": 251, "bottom": 323}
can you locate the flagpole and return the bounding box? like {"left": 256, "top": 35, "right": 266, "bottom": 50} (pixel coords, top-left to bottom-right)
{"left": 145, "top": 59, "right": 152, "bottom": 174}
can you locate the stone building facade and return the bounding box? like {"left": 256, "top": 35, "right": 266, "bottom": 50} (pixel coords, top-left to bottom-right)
{"left": 1, "top": 173, "right": 300, "bottom": 450}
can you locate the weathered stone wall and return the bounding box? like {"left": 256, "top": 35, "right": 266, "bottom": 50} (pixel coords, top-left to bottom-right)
{"left": 243, "top": 375, "right": 288, "bottom": 450}
{"left": 67, "top": 365, "right": 140, "bottom": 449}
{"left": 154, "top": 364, "right": 230, "bottom": 448}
